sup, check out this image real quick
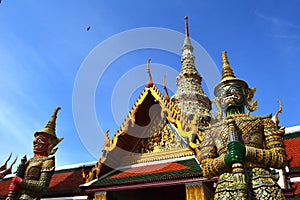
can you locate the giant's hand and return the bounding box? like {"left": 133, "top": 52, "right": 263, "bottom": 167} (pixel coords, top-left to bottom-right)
{"left": 224, "top": 141, "right": 246, "bottom": 166}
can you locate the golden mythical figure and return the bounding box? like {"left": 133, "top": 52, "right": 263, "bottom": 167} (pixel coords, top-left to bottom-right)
{"left": 6, "top": 107, "right": 63, "bottom": 200}
{"left": 200, "top": 52, "right": 286, "bottom": 199}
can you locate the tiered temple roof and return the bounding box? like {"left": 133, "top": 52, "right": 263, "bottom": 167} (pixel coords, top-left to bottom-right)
{"left": 81, "top": 79, "right": 205, "bottom": 182}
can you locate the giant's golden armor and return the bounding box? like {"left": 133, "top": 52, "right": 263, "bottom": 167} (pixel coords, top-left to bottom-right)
{"left": 15, "top": 156, "right": 55, "bottom": 200}
{"left": 6, "top": 107, "right": 63, "bottom": 200}
{"left": 201, "top": 115, "right": 286, "bottom": 199}
{"left": 200, "top": 52, "right": 286, "bottom": 199}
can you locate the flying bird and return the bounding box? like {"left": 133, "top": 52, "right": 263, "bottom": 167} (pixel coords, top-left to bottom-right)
{"left": 86, "top": 26, "right": 91, "bottom": 31}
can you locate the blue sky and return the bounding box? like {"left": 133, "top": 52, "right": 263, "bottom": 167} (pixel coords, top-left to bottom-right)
{"left": 0, "top": 1, "right": 299, "bottom": 168}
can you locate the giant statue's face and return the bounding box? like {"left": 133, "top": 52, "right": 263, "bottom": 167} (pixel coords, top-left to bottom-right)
{"left": 217, "top": 83, "right": 246, "bottom": 111}
{"left": 33, "top": 134, "right": 50, "bottom": 154}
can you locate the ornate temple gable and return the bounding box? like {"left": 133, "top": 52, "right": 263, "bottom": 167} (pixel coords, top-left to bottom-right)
{"left": 133, "top": 123, "right": 184, "bottom": 154}
{"left": 83, "top": 83, "right": 201, "bottom": 184}
{"left": 106, "top": 84, "right": 198, "bottom": 159}
{"left": 171, "top": 16, "right": 212, "bottom": 131}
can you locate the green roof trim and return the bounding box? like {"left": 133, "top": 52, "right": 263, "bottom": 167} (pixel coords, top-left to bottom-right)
{"left": 286, "top": 194, "right": 300, "bottom": 200}
{"left": 284, "top": 132, "right": 300, "bottom": 140}
{"left": 92, "top": 158, "right": 201, "bottom": 186}
{"left": 289, "top": 166, "right": 300, "bottom": 172}
{"left": 44, "top": 189, "right": 82, "bottom": 195}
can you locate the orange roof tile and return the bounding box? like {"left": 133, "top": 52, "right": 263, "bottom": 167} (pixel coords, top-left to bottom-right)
{"left": 292, "top": 182, "right": 300, "bottom": 195}
{"left": 284, "top": 137, "right": 300, "bottom": 168}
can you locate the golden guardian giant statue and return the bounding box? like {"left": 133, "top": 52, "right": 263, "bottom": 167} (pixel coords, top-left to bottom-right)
{"left": 200, "top": 52, "right": 286, "bottom": 199}
{"left": 6, "top": 107, "right": 63, "bottom": 200}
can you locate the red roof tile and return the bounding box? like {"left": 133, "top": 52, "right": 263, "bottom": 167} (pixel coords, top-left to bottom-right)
{"left": 284, "top": 138, "right": 300, "bottom": 168}
{"left": 90, "top": 158, "right": 201, "bottom": 187}
{"left": 0, "top": 179, "right": 11, "bottom": 197}
{"left": 110, "top": 162, "right": 189, "bottom": 179}
{"left": 47, "top": 170, "right": 82, "bottom": 193}
{"left": 292, "top": 182, "right": 300, "bottom": 195}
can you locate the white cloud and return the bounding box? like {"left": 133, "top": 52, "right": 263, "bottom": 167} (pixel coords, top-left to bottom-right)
{"left": 0, "top": 99, "right": 33, "bottom": 168}
{"left": 254, "top": 10, "right": 300, "bottom": 29}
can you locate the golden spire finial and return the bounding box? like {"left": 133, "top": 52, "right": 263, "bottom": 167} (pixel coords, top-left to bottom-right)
{"left": 184, "top": 16, "right": 189, "bottom": 37}
{"left": 36, "top": 107, "right": 61, "bottom": 137}
{"left": 163, "top": 75, "right": 170, "bottom": 102}
{"left": 221, "top": 51, "right": 236, "bottom": 82}
{"left": 146, "top": 59, "right": 153, "bottom": 88}
{"left": 214, "top": 51, "right": 249, "bottom": 96}
{"left": 215, "top": 52, "right": 256, "bottom": 112}
{"left": 47, "top": 107, "right": 60, "bottom": 135}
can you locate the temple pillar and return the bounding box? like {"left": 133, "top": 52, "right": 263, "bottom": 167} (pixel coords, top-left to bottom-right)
{"left": 94, "top": 192, "right": 106, "bottom": 200}
{"left": 185, "top": 182, "right": 205, "bottom": 200}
